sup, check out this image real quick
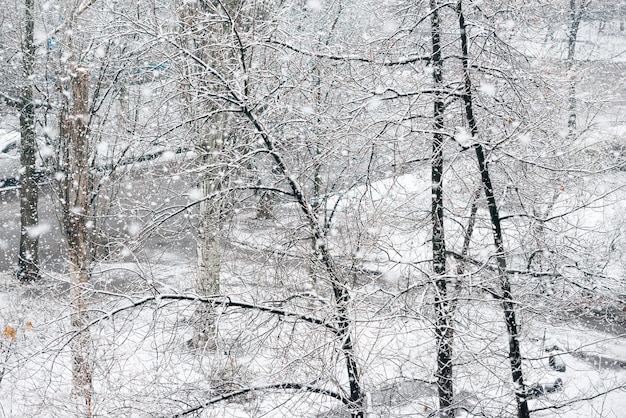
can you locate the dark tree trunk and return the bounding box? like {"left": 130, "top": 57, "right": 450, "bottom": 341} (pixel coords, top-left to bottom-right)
{"left": 456, "top": 3, "right": 530, "bottom": 417}
{"left": 243, "top": 108, "right": 364, "bottom": 418}
{"left": 430, "top": 1, "right": 454, "bottom": 416}
{"left": 473, "top": 147, "right": 530, "bottom": 418}
{"left": 17, "top": 0, "right": 40, "bottom": 282}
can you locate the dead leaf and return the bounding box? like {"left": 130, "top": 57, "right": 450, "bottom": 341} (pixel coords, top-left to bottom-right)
{"left": 3, "top": 325, "right": 16, "bottom": 340}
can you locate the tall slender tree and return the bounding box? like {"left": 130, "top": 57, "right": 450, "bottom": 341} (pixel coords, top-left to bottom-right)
{"left": 429, "top": 1, "right": 454, "bottom": 416}
{"left": 177, "top": 0, "right": 237, "bottom": 350}
{"left": 16, "top": 0, "right": 39, "bottom": 282}
{"left": 58, "top": 65, "right": 94, "bottom": 417}
{"left": 566, "top": 0, "right": 591, "bottom": 140}
{"left": 457, "top": 2, "right": 530, "bottom": 416}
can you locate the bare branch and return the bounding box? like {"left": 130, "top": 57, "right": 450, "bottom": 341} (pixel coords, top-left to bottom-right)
{"left": 0, "top": 91, "right": 23, "bottom": 108}
{"left": 267, "top": 39, "right": 430, "bottom": 66}
{"left": 530, "top": 384, "right": 626, "bottom": 413}
{"left": 168, "top": 382, "right": 348, "bottom": 417}
{"left": 82, "top": 293, "right": 339, "bottom": 334}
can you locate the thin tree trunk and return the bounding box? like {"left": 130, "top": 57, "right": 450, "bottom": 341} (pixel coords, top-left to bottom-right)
{"left": 308, "top": 62, "right": 324, "bottom": 284}
{"left": 456, "top": 3, "right": 530, "bottom": 417}
{"left": 430, "top": 1, "right": 454, "bottom": 416}
{"left": 178, "top": 0, "right": 228, "bottom": 350}
{"left": 242, "top": 108, "right": 364, "bottom": 418}
{"left": 190, "top": 121, "right": 226, "bottom": 350}
{"left": 17, "top": 0, "right": 40, "bottom": 282}
{"left": 456, "top": 188, "right": 481, "bottom": 278}
{"left": 566, "top": 0, "right": 588, "bottom": 140}
{"left": 566, "top": 0, "right": 578, "bottom": 138}
{"left": 474, "top": 148, "right": 529, "bottom": 418}
{"left": 60, "top": 67, "right": 94, "bottom": 417}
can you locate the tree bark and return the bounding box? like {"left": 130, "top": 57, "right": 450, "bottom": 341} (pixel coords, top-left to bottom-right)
{"left": 243, "top": 108, "right": 364, "bottom": 418}
{"left": 60, "top": 67, "right": 94, "bottom": 417}
{"left": 17, "top": 0, "right": 40, "bottom": 282}
{"left": 178, "top": 0, "right": 229, "bottom": 350}
{"left": 566, "top": 0, "right": 588, "bottom": 140}
{"left": 430, "top": 1, "right": 454, "bottom": 416}
{"left": 190, "top": 119, "right": 226, "bottom": 349}
{"left": 457, "top": 3, "right": 530, "bottom": 417}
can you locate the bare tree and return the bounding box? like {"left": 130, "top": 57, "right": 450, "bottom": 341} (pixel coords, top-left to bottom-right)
{"left": 429, "top": 1, "right": 454, "bottom": 416}
{"left": 16, "top": 0, "right": 40, "bottom": 282}
{"left": 455, "top": 2, "right": 530, "bottom": 416}
{"left": 566, "top": 0, "right": 591, "bottom": 140}
{"left": 2, "top": 1, "right": 625, "bottom": 417}
{"left": 58, "top": 65, "right": 94, "bottom": 417}
{"left": 177, "top": 0, "right": 232, "bottom": 350}
{"left": 0, "top": 0, "right": 42, "bottom": 281}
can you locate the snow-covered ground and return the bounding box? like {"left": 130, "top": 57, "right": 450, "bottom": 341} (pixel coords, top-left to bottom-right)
{"left": 0, "top": 7, "right": 624, "bottom": 418}
{"left": 0, "top": 164, "right": 625, "bottom": 417}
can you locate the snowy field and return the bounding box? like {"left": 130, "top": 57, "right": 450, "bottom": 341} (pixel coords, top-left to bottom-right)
{"left": 0, "top": 165, "right": 625, "bottom": 417}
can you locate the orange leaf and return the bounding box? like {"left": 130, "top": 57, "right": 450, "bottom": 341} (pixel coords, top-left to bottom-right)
{"left": 3, "top": 325, "right": 16, "bottom": 340}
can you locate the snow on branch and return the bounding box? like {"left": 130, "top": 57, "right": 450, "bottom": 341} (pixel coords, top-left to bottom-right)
{"left": 529, "top": 383, "right": 626, "bottom": 414}
{"left": 0, "top": 91, "right": 23, "bottom": 108}
{"left": 70, "top": 293, "right": 339, "bottom": 342}
{"left": 268, "top": 39, "right": 431, "bottom": 66}
{"left": 167, "top": 382, "right": 348, "bottom": 417}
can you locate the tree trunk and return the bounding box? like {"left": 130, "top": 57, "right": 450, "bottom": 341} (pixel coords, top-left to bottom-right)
{"left": 60, "top": 67, "right": 94, "bottom": 417}
{"left": 177, "top": 0, "right": 228, "bottom": 350}
{"left": 17, "top": 0, "right": 40, "bottom": 282}
{"left": 474, "top": 147, "right": 530, "bottom": 418}
{"left": 430, "top": 1, "right": 454, "bottom": 416}
{"left": 566, "top": 0, "right": 586, "bottom": 140}
{"left": 190, "top": 123, "right": 226, "bottom": 350}
{"left": 243, "top": 108, "right": 365, "bottom": 417}
{"left": 456, "top": 3, "right": 530, "bottom": 416}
